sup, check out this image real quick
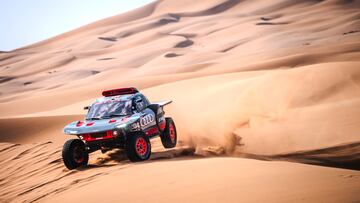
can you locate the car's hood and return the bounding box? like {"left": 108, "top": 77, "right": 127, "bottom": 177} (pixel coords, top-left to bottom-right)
{"left": 63, "top": 115, "right": 140, "bottom": 135}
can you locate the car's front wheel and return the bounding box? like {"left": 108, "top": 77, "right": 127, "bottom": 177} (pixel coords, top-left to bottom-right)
{"left": 62, "top": 139, "right": 89, "bottom": 170}
{"left": 126, "top": 133, "right": 151, "bottom": 162}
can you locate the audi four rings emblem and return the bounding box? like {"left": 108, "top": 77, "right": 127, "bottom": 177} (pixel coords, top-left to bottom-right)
{"left": 140, "top": 114, "right": 155, "bottom": 126}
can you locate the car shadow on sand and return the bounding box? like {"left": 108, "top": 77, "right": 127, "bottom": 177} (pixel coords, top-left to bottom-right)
{"left": 77, "top": 147, "right": 201, "bottom": 170}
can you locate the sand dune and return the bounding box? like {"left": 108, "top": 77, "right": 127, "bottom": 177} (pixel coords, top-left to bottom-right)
{"left": 0, "top": 139, "right": 358, "bottom": 203}
{"left": 0, "top": 115, "right": 82, "bottom": 144}
{"left": 1, "top": 0, "right": 360, "bottom": 202}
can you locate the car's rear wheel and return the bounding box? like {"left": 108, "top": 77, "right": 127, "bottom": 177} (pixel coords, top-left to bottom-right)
{"left": 62, "top": 139, "right": 89, "bottom": 170}
{"left": 160, "top": 117, "right": 177, "bottom": 148}
{"left": 126, "top": 133, "right": 151, "bottom": 162}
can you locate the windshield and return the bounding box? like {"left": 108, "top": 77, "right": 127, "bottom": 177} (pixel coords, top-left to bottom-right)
{"left": 86, "top": 99, "right": 132, "bottom": 120}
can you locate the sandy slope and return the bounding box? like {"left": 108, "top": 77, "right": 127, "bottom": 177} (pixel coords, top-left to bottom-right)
{"left": 0, "top": 142, "right": 359, "bottom": 203}
{"left": 43, "top": 158, "right": 360, "bottom": 203}
{"left": 1, "top": 0, "right": 360, "bottom": 202}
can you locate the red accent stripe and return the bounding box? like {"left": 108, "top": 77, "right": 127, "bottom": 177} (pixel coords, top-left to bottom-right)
{"left": 145, "top": 126, "right": 158, "bottom": 136}
{"left": 76, "top": 121, "right": 84, "bottom": 127}
{"left": 159, "top": 121, "right": 166, "bottom": 131}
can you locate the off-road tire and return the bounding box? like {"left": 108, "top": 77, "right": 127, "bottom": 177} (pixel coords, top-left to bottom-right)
{"left": 62, "top": 139, "right": 89, "bottom": 170}
{"left": 126, "top": 133, "right": 151, "bottom": 162}
{"left": 160, "top": 117, "right": 177, "bottom": 148}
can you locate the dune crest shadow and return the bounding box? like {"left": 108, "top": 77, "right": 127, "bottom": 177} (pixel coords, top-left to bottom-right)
{"left": 237, "top": 142, "right": 360, "bottom": 171}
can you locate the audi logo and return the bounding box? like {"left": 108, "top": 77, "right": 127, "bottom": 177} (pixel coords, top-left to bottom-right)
{"left": 140, "top": 114, "right": 155, "bottom": 126}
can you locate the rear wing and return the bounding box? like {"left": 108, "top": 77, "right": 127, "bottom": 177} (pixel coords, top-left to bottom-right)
{"left": 102, "top": 87, "right": 138, "bottom": 97}
{"left": 153, "top": 100, "right": 172, "bottom": 107}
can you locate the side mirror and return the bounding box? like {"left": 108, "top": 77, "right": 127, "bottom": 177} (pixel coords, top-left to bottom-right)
{"left": 84, "top": 106, "right": 90, "bottom": 110}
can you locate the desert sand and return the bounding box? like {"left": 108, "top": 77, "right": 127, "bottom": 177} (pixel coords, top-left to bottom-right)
{"left": 0, "top": 0, "right": 360, "bottom": 202}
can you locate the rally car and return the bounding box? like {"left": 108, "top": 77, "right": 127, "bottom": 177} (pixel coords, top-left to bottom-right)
{"left": 62, "top": 87, "right": 177, "bottom": 170}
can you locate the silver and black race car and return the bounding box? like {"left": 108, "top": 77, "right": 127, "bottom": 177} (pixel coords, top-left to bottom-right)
{"left": 62, "top": 87, "right": 177, "bottom": 170}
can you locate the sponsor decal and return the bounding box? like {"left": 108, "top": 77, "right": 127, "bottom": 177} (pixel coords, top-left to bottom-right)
{"left": 158, "top": 116, "right": 165, "bottom": 123}
{"left": 140, "top": 114, "right": 155, "bottom": 127}
{"left": 131, "top": 122, "right": 140, "bottom": 130}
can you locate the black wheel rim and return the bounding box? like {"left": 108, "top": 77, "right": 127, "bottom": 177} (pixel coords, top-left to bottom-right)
{"left": 73, "top": 146, "right": 85, "bottom": 164}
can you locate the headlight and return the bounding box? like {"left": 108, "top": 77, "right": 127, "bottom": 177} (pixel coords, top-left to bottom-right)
{"left": 116, "top": 123, "right": 127, "bottom": 129}
{"left": 65, "top": 130, "right": 78, "bottom": 134}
